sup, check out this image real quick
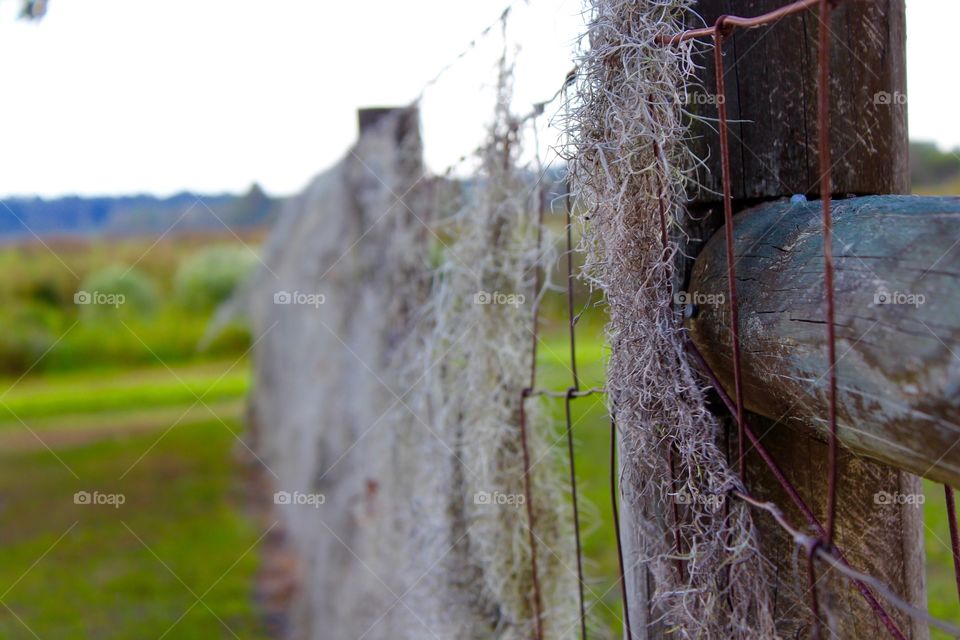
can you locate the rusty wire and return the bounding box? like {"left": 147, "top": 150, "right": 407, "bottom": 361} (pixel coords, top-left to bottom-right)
{"left": 516, "top": 392, "right": 544, "bottom": 640}
{"left": 609, "top": 416, "right": 632, "bottom": 640}
{"left": 818, "top": 0, "right": 840, "bottom": 552}
{"left": 648, "top": 0, "right": 960, "bottom": 635}
{"left": 655, "top": 0, "right": 820, "bottom": 45}
{"left": 518, "top": 112, "right": 547, "bottom": 639}
{"left": 711, "top": 18, "right": 747, "bottom": 483}
{"left": 563, "top": 128, "right": 588, "bottom": 638}
{"left": 690, "top": 2, "right": 904, "bottom": 634}
{"left": 543, "top": 0, "right": 960, "bottom": 635}
{"left": 417, "top": 0, "right": 960, "bottom": 636}
{"left": 687, "top": 341, "right": 904, "bottom": 639}
{"left": 685, "top": 340, "right": 906, "bottom": 636}
{"left": 946, "top": 486, "right": 960, "bottom": 602}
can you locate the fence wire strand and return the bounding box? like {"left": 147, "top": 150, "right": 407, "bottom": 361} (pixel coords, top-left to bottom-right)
{"left": 946, "top": 485, "right": 960, "bottom": 603}
{"left": 658, "top": 0, "right": 956, "bottom": 636}
{"left": 401, "top": 0, "right": 960, "bottom": 636}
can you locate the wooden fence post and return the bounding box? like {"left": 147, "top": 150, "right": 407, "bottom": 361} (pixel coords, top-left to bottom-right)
{"left": 688, "top": 195, "right": 960, "bottom": 488}
{"left": 671, "top": 1, "right": 925, "bottom": 637}
{"left": 247, "top": 106, "right": 433, "bottom": 638}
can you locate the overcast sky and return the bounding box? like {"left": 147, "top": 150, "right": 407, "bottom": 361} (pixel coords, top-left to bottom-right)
{"left": 0, "top": 0, "right": 954, "bottom": 198}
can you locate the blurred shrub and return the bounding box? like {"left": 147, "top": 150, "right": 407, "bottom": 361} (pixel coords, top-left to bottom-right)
{"left": 0, "top": 249, "right": 78, "bottom": 311}
{"left": 21, "top": 276, "right": 66, "bottom": 308}
{"left": 174, "top": 246, "right": 258, "bottom": 312}
{"left": 200, "top": 322, "right": 252, "bottom": 357}
{"left": 79, "top": 265, "right": 160, "bottom": 317}
{"left": 0, "top": 236, "right": 260, "bottom": 375}
{"left": 0, "top": 304, "right": 59, "bottom": 375}
{"left": 43, "top": 309, "right": 242, "bottom": 372}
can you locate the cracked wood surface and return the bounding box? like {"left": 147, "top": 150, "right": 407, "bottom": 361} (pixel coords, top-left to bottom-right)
{"left": 686, "top": 0, "right": 908, "bottom": 202}
{"left": 624, "top": 2, "right": 921, "bottom": 636}
{"left": 689, "top": 195, "right": 960, "bottom": 486}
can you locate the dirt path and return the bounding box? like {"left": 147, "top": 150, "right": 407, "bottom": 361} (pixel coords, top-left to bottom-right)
{"left": 0, "top": 399, "right": 245, "bottom": 453}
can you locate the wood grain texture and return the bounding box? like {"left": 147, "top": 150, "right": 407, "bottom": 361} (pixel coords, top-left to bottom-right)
{"left": 620, "top": 2, "right": 921, "bottom": 636}
{"left": 740, "top": 416, "right": 927, "bottom": 639}
{"left": 689, "top": 195, "right": 960, "bottom": 487}
{"left": 686, "top": 0, "right": 908, "bottom": 201}
{"left": 668, "top": 1, "right": 922, "bottom": 637}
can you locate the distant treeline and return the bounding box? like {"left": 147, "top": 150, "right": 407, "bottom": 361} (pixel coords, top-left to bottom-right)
{"left": 911, "top": 141, "right": 960, "bottom": 188}
{"left": 0, "top": 183, "right": 281, "bottom": 239}
{"left": 3, "top": 148, "right": 950, "bottom": 242}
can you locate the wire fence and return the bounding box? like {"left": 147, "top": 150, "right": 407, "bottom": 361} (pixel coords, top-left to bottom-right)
{"left": 316, "top": 0, "right": 960, "bottom": 637}
{"left": 466, "top": 0, "right": 960, "bottom": 638}
{"left": 13, "top": 0, "right": 960, "bottom": 638}
{"left": 660, "top": 1, "right": 959, "bottom": 638}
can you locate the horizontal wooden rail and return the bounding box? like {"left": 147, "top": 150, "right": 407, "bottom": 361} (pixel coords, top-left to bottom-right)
{"left": 687, "top": 195, "right": 960, "bottom": 485}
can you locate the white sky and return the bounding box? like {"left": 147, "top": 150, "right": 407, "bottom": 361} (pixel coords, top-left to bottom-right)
{"left": 0, "top": 0, "right": 954, "bottom": 198}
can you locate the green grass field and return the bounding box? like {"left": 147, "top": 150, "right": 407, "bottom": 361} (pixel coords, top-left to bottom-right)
{"left": 2, "top": 342, "right": 957, "bottom": 637}
{"left": 923, "top": 480, "right": 960, "bottom": 638}
{"left": 0, "top": 361, "right": 248, "bottom": 424}
{"left": 536, "top": 327, "right": 624, "bottom": 633}
{"left": 0, "top": 362, "right": 266, "bottom": 639}
{"left": 0, "top": 233, "right": 270, "bottom": 638}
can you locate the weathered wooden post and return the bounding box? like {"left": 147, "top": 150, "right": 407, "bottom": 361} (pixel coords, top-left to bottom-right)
{"left": 246, "top": 106, "right": 434, "bottom": 639}
{"left": 689, "top": 196, "right": 960, "bottom": 487}
{"left": 675, "top": 1, "right": 927, "bottom": 637}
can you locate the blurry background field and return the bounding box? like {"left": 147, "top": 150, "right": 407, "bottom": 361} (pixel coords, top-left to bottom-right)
{"left": 0, "top": 220, "right": 273, "bottom": 638}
